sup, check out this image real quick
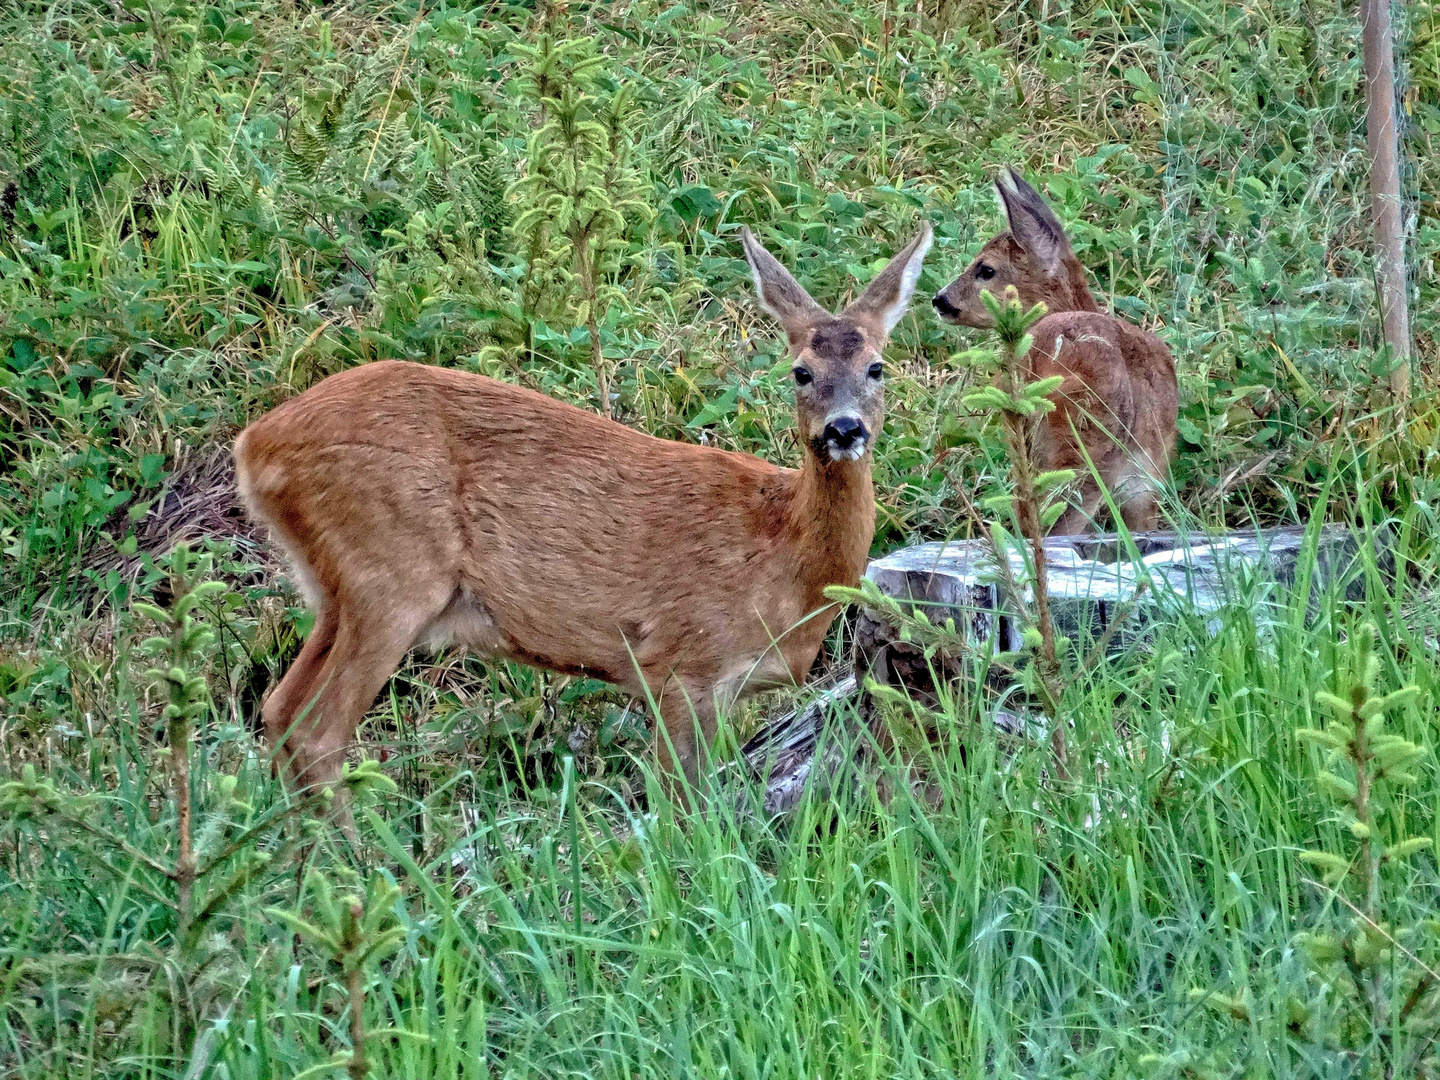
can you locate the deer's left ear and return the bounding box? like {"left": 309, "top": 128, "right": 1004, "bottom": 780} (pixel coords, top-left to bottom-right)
{"left": 844, "top": 223, "right": 934, "bottom": 340}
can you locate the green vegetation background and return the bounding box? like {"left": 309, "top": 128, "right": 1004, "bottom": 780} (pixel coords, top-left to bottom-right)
{"left": 3, "top": 0, "right": 1440, "bottom": 1076}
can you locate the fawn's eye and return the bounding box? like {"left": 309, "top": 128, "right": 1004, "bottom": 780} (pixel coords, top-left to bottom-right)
{"left": 792, "top": 366, "right": 813, "bottom": 386}
{"left": 867, "top": 361, "right": 884, "bottom": 380}
{"left": 976, "top": 262, "right": 996, "bottom": 281}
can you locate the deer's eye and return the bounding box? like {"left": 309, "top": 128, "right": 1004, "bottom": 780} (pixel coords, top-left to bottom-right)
{"left": 867, "top": 361, "right": 884, "bottom": 381}
{"left": 792, "top": 366, "right": 813, "bottom": 386}
{"left": 976, "top": 262, "right": 996, "bottom": 281}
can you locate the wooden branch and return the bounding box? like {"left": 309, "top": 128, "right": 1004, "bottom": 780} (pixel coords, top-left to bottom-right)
{"left": 1361, "top": 0, "right": 1411, "bottom": 407}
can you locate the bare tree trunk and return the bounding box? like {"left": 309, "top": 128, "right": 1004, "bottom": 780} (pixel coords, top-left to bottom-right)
{"left": 1361, "top": 0, "right": 1411, "bottom": 409}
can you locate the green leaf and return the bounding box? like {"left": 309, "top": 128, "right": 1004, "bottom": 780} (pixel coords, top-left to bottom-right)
{"left": 1295, "top": 930, "right": 1340, "bottom": 961}
{"left": 342, "top": 759, "right": 399, "bottom": 798}
{"left": 1375, "top": 686, "right": 1422, "bottom": 714}
{"left": 287, "top": 1053, "right": 352, "bottom": 1080}
{"left": 1188, "top": 988, "right": 1251, "bottom": 1022}
{"left": 823, "top": 583, "right": 870, "bottom": 607}
{"left": 671, "top": 184, "right": 721, "bottom": 222}
{"left": 265, "top": 908, "right": 340, "bottom": 953}
{"left": 138, "top": 453, "right": 168, "bottom": 487}
{"left": 962, "top": 387, "right": 1013, "bottom": 412}
{"left": 1176, "top": 417, "right": 1205, "bottom": 446}
{"left": 685, "top": 386, "right": 739, "bottom": 428}
{"left": 1024, "top": 374, "right": 1064, "bottom": 399}
{"left": 133, "top": 603, "right": 171, "bottom": 625}
{"left": 1371, "top": 736, "right": 1423, "bottom": 770}
{"left": 1316, "top": 771, "right": 1357, "bottom": 802}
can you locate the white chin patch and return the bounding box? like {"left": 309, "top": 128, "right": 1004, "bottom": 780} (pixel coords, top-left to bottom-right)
{"left": 827, "top": 440, "right": 868, "bottom": 462}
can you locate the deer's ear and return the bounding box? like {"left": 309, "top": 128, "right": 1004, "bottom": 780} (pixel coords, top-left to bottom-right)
{"left": 741, "top": 227, "right": 829, "bottom": 351}
{"left": 843, "top": 222, "right": 933, "bottom": 340}
{"left": 997, "top": 168, "right": 1067, "bottom": 273}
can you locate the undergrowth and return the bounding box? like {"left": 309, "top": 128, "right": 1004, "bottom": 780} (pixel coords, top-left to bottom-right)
{"left": 3, "top": 0, "right": 1440, "bottom": 1076}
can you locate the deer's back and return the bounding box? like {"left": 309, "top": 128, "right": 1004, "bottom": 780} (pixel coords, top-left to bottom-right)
{"left": 234, "top": 360, "right": 817, "bottom": 685}
{"left": 1026, "top": 311, "right": 1177, "bottom": 469}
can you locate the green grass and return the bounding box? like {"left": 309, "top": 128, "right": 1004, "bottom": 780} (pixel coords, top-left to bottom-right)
{"left": 6, "top": 528, "right": 1440, "bottom": 1077}
{"left": 3, "top": 0, "right": 1440, "bottom": 1075}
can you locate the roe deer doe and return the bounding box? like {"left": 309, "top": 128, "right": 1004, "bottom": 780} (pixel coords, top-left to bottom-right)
{"left": 235, "top": 224, "right": 932, "bottom": 802}
{"left": 932, "top": 169, "right": 1177, "bottom": 534}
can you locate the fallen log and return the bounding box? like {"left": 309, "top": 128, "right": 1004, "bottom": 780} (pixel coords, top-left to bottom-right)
{"left": 747, "top": 525, "right": 1385, "bottom": 813}
{"left": 739, "top": 675, "right": 858, "bottom": 816}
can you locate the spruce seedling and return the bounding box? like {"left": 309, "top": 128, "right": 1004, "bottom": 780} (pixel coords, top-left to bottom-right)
{"left": 964, "top": 287, "right": 1073, "bottom": 775}
{"left": 510, "top": 33, "right": 652, "bottom": 419}
{"left": 269, "top": 872, "right": 406, "bottom": 1080}
{"left": 1294, "top": 621, "right": 1437, "bottom": 1071}
{"left": 133, "top": 543, "right": 227, "bottom": 938}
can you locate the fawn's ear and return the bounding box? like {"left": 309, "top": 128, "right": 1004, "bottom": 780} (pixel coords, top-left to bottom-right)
{"left": 741, "top": 227, "right": 829, "bottom": 351}
{"left": 997, "top": 168, "right": 1067, "bottom": 274}
{"left": 843, "top": 222, "right": 934, "bottom": 340}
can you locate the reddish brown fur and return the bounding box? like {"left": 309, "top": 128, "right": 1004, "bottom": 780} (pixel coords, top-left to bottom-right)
{"left": 235, "top": 225, "right": 932, "bottom": 800}
{"left": 933, "top": 169, "right": 1178, "bottom": 534}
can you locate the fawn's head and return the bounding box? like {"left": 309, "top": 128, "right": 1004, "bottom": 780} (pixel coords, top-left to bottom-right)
{"left": 741, "top": 223, "right": 932, "bottom": 465}
{"left": 932, "top": 169, "right": 1097, "bottom": 328}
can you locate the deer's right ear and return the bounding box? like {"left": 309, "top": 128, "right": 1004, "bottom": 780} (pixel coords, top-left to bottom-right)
{"left": 996, "top": 168, "right": 1067, "bottom": 274}
{"left": 741, "top": 227, "right": 828, "bottom": 351}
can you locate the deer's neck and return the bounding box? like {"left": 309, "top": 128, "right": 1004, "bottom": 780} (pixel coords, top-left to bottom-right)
{"left": 784, "top": 451, "right": 876, "bottom": 600}
{"left": 1051, "top": 252, "right": 1102, "bottom": 313}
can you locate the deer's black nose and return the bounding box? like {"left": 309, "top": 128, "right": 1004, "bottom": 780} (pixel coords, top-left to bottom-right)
{"left": 932, "top": 291, "right": 959, "bottom": 317}
{"left": 823, "top": 416, "right": 868, "bottom": 449}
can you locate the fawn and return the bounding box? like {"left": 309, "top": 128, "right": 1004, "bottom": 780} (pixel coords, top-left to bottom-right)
{"left": 932, "top": 169, "right": 1177, "bottom": 534}
{"left": 235, "top": 224, "right": 932, "bottom": 803}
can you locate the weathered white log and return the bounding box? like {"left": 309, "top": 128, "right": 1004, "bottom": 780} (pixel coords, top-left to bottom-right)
{"left": 747, "top": 525, "right": 1383, "bottom": 814}
{"left": 858, "top": 525, "right": 1373, "bottom": 660}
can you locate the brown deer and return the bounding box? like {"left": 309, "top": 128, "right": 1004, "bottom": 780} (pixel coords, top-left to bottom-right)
{"left": 932, "top": 169, "right": 1177, "bottom": 534}
{"left": 235, "top": 223, "right": 932, "bottom": 804}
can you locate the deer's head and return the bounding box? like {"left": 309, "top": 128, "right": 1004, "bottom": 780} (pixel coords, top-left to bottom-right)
{"left": 932, "top": 169, "right": 1095, "bottom": 328}
{"left": 741, "top": 224, "right": 932, "bottom": 464}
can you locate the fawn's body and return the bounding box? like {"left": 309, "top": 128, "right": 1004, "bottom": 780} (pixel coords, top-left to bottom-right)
{"left": 236, "top": 225, "right": 932, "bottom": 796}
{"left": 934, "top": 170, "right": 1177, "bottom": 534}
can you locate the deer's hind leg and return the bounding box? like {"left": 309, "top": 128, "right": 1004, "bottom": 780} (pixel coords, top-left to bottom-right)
{"left": 1115, "top": 451, "right": 1166, "bottom": 534}
{"left": 291, "top": 588, "right": 452, "bottom": 794}
{"left": 1035, "top": 389, "right": 1109, "bottom": 537}
{"left": 271, "top": 585, "right": 448, "bottom": 846}
{"left": 1119, "top": 489, "right": 1160, "bottom": 533}
{"left": 262, "top": 601, "right": 340, "bottom": 776}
